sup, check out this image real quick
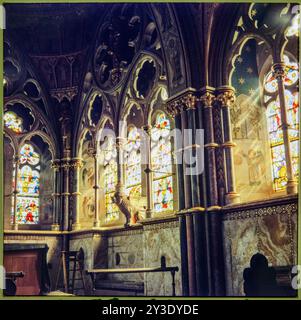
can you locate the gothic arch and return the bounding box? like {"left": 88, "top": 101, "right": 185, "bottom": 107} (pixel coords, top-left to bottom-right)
{"left": 4, "top": 95, "right": 58, "bottom": 159}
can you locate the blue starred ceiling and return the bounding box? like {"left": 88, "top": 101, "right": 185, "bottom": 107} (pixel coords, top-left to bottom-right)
{"left": 231, "top": 39, "right": 260, "bottom": 98}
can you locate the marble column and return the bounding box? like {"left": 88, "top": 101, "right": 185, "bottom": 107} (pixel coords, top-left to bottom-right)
{"left": 181, "top": 108, "right": 192, "bottom": 209}
{"left": 51, "top": 159, "right": 61, "bottom": 231}
{"left": 71, "top": 157, "right": 83, "bottom": 230}
{"left": 178, "top": 213, "right": 189, "bottom": 296}
{"left": 167, "top": 103, "right": 188, "bottom": 295}
{"left": 200, "top": 87, "right": 219, "bottom": 207}
{"left": 12, "top": 156, "right": 19, "bottom": 231}
{"left": 272, "top": 62, "right": 298, "bottom": 194}
{"left": 194, "top": 93, "right": 211, "bottom": 296}
{"left": 217, "top": 86, "right": 240, "bottom": 205}
{"left": 181, "top": 93, "right": 198, "bottom": 297}
{"left": 116, "top": 136, "right": 126, "bottom": 193}
{"left": 186, "top": 103, "right": 201, "bottom": 208}
{"left": 143, "top": 124, "right": 153, "bottom": 219}
{"left": 61, "top": 158, "right": 71, "bottom": 231}
{"left": 93, "top": 152, "right": 101, "bottom": 228}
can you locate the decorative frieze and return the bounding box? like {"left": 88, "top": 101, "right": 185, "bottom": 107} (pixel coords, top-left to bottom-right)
{"left": 143, "top": 219, "right": 179, "bottom": 231}
{"left": 50, "top": 86, "right": 78, "bottom": 103}
{"left": 223, "top": 202, "right": 297, "bottom": 221}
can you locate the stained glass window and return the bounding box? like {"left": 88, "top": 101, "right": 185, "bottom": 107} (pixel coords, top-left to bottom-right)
{"left": 264, "top": 55, "right": 299, "bottom": 191}
{"left": 13, "top": 143, "right": 40, "bottom": 224}
{"left": 125, "top": 127, "right": 142, "bottom": 196}
{"left": 151, "top": 112, "right": 173, "bottom": 212}
{"left": 103, "top": 137, "right": 119, "bottom": 222}
{"left": 3, "top": 111, "right": 23, "bottom": 133}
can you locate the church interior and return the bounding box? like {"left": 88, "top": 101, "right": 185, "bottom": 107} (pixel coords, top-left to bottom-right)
{"left": 2, "top": 3, "right": 299, "bottom": 297}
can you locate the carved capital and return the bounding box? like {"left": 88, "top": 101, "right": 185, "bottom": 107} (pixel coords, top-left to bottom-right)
{"left": 166, "top": 102, "right": 181, "bottom": 118}
{"left": 200, "top": 91, "right": 215, "bottom": 108}
{"left": 216, "top": 87, "right": 236, "bottom": 108}
{"left": 166, "top": 89, "right": 198, "bottom": 117}
{"left": 61, "top": 158, "right": 71, "bottom": 170}
{"left": 71, "top": 158, "right": 83, "bottom": 169}
{"left": 181, "top": 92, "right": 197, "bottom": 110}
{"left": 51, "top": 159, "right": 61, "bottom": 170}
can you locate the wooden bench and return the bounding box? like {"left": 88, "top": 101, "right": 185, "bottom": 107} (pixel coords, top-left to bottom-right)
{"left": 87, "top": 258, "right": 179, "bottom": 296}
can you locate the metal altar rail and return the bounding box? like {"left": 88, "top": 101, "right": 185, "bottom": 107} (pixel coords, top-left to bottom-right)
{"left": 86, "top": 260, "right": 179, "bottom": 296}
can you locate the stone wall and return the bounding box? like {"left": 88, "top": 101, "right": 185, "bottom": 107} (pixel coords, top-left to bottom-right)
{"left": 222, "top": 195, "right": 298, "bottom": 296}
{"left": 68, "top": 217, "right": 182, "bottom": 296}
{"left": 143, "top": 219, "right": 181, "bottom": 296}
{"left": 102, "top": 217, "right": 182, "bottom": 296}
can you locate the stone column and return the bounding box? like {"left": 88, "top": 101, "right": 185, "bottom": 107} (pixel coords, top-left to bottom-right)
{"left": 217, "top": 86, "right": 240, "bottom": 205}
{"left": 200, "top": 87, "right": 219, "bottom": 207}
{"left": 116, "top": 136, "right": 126, "bottom": 193}
{"left": 142, "top": 124, "right": 153, "bottom": 219}
{"left": 167, "top": 102, "right": 189, "bottom": 295}
{"left": 93, "top": 151, "right": 101, "bottom": 228}
{"left": 186, "top": 99, "right": 201, "bottom": 208}
{"left": 71, "top": 157, "right": 83, "bottom": 230}
{"left": 166, "top": 103, "right": 184, "bottom": 211}
{"left": 12, "top": 156, "right": 19, "bottom": 230}
{"left": 61, "top": 158, "right": 71, "bottom": 231}
{"left": 51, "top": 159, "right": 61, "bottom": 231}
{"left": 178, "top": 213, "right": 189, "bottom": 296}
{"left": 272, "top": 62, "right": 298, "bottom": 194}
{"left": 181, "top": 107, "right": 192, "bottom": 209}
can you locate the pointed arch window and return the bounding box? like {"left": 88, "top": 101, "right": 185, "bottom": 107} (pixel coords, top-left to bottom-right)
{"left": 124, "top": 126, "right": 142, "bottom": 197}
{"left": 4, "top": 111, "right": 23, "bottom": 133}
{"left": 103, "top": 136, "right": 119, "bottom": 222}
{"left": 263, "top": 55, "right": 299, "bottom": 190}
{"left": 151, "top": 112, "right": 173, "bottom": 212}
{"left": 13, "top": 143, "right": 40, "bottom": 224}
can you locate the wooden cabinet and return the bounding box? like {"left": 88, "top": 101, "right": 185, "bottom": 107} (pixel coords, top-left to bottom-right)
{"left": 4, "top": 244, "right": 51, "bottom": 296}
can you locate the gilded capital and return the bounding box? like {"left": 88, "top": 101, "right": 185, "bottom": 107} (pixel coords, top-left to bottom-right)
{"left": 182, "top": 92, "right": 197, "bottom": 110}
{"left": 71, "top": 158, "right": 83, "bottom": 169}
{"left": 200, "top": 91, "right": 215, "bottom": 108}
{"left": 166, "top": 102, "right": 181, "bottom": 118}
{"left": 61, "top": 158, "right": 71, "bottom": 170}
{"left": 166, "top": 89, "right": 197, "bottom": 116}
{"left": 51, "top": 159, "right": 61, "bottom": 170}
{"left": 216, "top": 88, "right": 235, "bottom": 108}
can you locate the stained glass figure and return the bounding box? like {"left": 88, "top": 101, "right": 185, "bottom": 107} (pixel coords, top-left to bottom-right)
{"left": 264, "top": 54, "right": 299, "bottom": 190}
{"left": 103, "top": 137, "right": 119, "bottom": 222}
{"left": 151, "top": 113, "right": 173, "bottom": 212}
{"left": 3, "top": 111, "right": 23, "bottom": 133}
{"left": 13, "top": 143, "right": 40, "bottom": 224}
{"left": 125, "top": 127, "right": 142, "bottom": 196}
{"left": 264, "top": 55, "right": 299, "bottom": 94}
{"left": 20, "top": 144, "right": 40, "bottom": 165}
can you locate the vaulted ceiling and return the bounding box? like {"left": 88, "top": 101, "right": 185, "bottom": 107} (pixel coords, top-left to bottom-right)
{"left": 5, "top": 3, "right": 105, "bottom": 55}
